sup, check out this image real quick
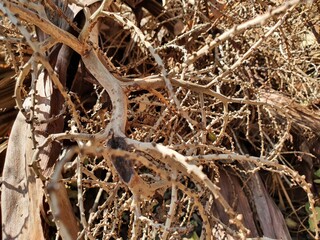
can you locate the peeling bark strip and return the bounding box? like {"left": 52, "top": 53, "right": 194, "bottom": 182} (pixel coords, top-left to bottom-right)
{"left": 1, "top": 1, "right": 81, "bottom": 239}
{"left": 1, "top": 112, "right": 45, "bottom": 240}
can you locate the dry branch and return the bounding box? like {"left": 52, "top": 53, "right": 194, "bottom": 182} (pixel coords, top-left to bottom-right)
{"left": 1, "top": 0, "right": 320, "bottom": 239}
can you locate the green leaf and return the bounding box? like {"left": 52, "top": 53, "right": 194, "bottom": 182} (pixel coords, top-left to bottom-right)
{"left": 207, "top": 131, "right": 216, "bottom": 142}
{"left": 306, "top": 202, "right": 311, "bottom": 214}
{"left": 285, "top": 217, "right": 298, "bottom": 229}
{"left": 308, "top": 206, "right": 320, "bottom": 232}
{"left": 314, "top": 179, "right": 320, "bottom": 184}
{"left": 314, "top": 168, "right": 320, "bottom": 178}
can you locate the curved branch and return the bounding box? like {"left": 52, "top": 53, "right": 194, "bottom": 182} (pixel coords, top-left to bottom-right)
{"left": 82, "top": 49, "right": 127, "bottom": 139}
{"left": 3, "top": 0, "right": 85, "bottom": 54}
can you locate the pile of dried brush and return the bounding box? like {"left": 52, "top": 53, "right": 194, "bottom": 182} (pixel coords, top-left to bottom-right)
{"left": 0, "top": 0, "right": 320, "bottom": 239}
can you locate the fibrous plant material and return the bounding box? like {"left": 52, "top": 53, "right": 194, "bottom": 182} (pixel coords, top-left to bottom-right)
{"left": 0, "top": 0, "right": 320, "bottom": 239}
